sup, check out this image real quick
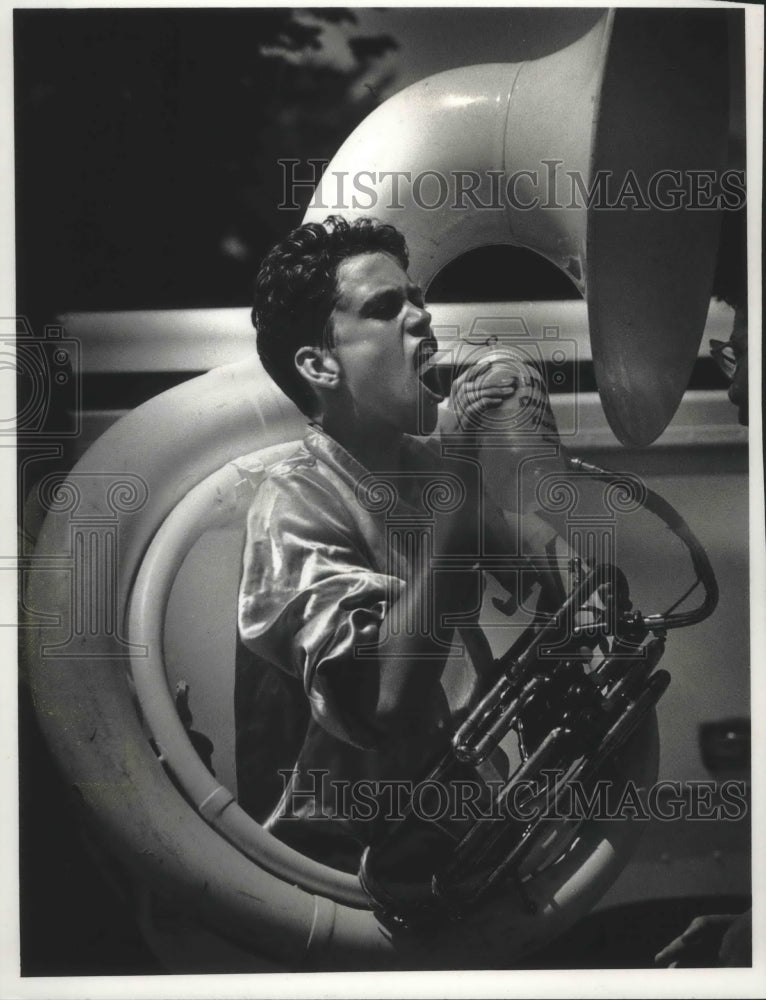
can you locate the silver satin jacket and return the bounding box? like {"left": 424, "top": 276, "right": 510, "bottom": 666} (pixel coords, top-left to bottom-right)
{"left": 237, "top": 423, "right": 526, "bottom": 872}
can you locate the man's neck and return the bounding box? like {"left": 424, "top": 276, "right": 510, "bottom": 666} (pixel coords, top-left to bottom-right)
{"left": 319, "top": 412, "right": 404, "bottom": 472}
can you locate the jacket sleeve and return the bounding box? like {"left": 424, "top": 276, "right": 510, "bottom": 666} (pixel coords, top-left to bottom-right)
{"left": 238, "top": 470, "right": 403, "bottom": 749}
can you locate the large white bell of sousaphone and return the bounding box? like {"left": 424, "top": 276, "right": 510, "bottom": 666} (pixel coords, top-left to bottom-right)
{"left": 304, "top": 9, "right": 729, "bottom": 446}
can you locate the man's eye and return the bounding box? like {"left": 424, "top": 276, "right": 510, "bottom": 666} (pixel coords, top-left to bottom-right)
{"left": 370, "top": 296, "right": 401, "bottom": 318}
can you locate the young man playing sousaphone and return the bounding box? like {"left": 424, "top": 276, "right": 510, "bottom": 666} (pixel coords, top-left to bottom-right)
{"left": 236, "top": 215, "right": 600, "bottom": 901}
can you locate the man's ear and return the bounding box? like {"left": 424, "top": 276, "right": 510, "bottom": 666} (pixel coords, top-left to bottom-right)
{"left": 294, "top": 346, "right": 341, "bottom": 391}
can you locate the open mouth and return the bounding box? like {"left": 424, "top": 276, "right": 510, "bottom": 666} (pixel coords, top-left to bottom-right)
{"left": 416, "top": 342, "right": 448, "bottom": 402}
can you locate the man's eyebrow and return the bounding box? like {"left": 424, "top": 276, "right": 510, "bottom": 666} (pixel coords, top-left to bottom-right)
{"left": 358, "top": 286, "right": 402, "bottom": 314}
{"left": 358, "top": 284, "right": 424, "bottom": 314}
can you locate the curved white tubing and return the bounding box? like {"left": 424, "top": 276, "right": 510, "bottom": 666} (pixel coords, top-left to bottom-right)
{"left": 304, "top": 16, "right": 612, "bottom": 292}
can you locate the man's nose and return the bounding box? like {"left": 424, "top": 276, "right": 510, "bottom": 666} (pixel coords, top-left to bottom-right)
{"left": 408, "top": 302, "right": 433, "bottom": 334}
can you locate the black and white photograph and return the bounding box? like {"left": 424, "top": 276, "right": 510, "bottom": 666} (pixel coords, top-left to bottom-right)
{"left": 6, "top": 1, "right": 763, "bottom": 996}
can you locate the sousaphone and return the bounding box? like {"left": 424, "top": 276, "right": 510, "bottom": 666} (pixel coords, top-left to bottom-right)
{"left": 23, "top": 7, "right": 729, "bottom": 970}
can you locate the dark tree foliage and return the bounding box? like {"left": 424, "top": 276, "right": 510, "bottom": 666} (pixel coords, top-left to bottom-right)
{"left": 14, "top": 8, "right": 397, "bottom": 319}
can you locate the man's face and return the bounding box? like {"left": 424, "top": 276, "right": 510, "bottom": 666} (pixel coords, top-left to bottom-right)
{"left": 326, "top": 252, "right": 442, "bottom": 435}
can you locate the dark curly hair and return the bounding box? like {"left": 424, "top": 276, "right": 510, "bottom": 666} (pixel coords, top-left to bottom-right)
{"left": 253, "top": 215, "right": 409, "bottom": 416}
